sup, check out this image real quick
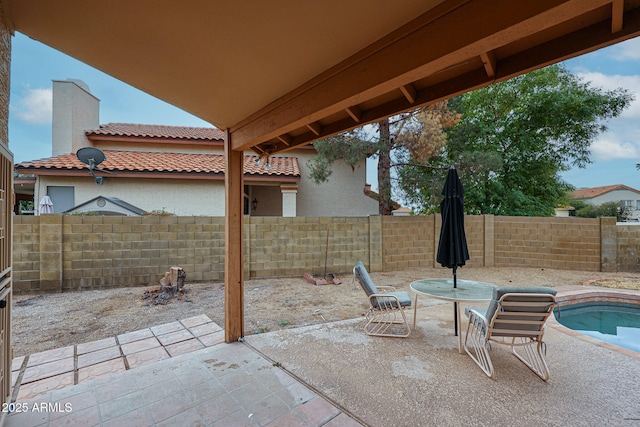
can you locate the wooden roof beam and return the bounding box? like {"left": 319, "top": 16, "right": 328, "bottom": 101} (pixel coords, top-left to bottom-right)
{"left": 277, "top": 134, "right": 292, "bottom": 146}
{"left": 480, "top": 51, "right": 497, "bottom": 78}
{"left": 229, "top": 0, "right": 616, "bottom": 152}
{"left": 266, "top": 8, "right": 640, "bottom": 154}
{"left": 306, "top": 122, "right": 323, "bottom": 136}
{"left": 400, "top": 84, "right": 417, "bottom": 104}
{"left": 612, "top": 0, "right": 624, "bottom": 33}
{"left": 345, "top": 106, "right": 362, "bottom": 123}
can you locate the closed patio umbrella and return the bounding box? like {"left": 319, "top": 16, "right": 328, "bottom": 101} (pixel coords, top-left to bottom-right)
{"left": 436, "top": 166, "right": 469, "bottom": 335}
{"left": 39, "top": 195, "right": 54, "bottom": 214}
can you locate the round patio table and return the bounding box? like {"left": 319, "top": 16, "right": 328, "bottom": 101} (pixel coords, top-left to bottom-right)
{"left": 410, "top": 278, "right": 495, "bottom": 353}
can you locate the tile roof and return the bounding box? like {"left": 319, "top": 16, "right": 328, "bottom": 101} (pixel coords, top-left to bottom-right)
{"left": 87, "top": 123, "right": 225, "bottom": 141}
{"left": 570, "top": 184, "right": 640, "bottom": 199}
{"left": 15, "top": 151, "right": 300, "bottom": 178}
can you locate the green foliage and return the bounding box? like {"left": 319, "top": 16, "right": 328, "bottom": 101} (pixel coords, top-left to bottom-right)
{"left": 65, "top": 211, "right": 99, "bottom": 216}
{"left": 399, "top": 64, "right": 633, "bottom": 216}
{"left": 18, "top": 200, "right": 34, "bottom": 213}
{"left": 144, "top": 208, "right": 174, "bottom": 216}
{"left": 574, "top": 201, "right": 632, "bottom": 221}
{"left": 309, "top": 103, "right": 458, "bottom": 215}
{"left": 307, "top": 130, "right": 378, "bottom": 184}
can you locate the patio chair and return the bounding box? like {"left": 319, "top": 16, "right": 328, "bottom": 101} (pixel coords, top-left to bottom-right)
{"left": 353, "top": 261, "right": 411, "bottom": 337}
{"left": 463, "top": 286, "right": 557, "bottom": 380}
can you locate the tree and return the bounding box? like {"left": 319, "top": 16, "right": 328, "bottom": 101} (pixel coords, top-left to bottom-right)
{"left": 399, "top": 64, "right": 633, "bottom": 216}
{"left": 307, "top": 101, "right": 459, "bottom": 215}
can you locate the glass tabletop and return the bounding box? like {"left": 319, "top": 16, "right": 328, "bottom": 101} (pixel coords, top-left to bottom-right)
{"left": 410, "top": 278, "right": 496, "bottom": 302}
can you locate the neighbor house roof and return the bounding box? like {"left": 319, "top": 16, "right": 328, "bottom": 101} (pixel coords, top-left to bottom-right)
{"left": 86, "top": 123, "right": 225, "bottom": 143}
{"left": 64, "top": 195, "right": 146, "bottom": 216}
{"left": 15, "top": 151, "right": 300, "bottom": 180}
{"left": 570, "top": 184, "right": 640, "bottom": 200}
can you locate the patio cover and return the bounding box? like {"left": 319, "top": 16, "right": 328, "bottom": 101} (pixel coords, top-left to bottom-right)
{"left": 4, "top": 0, "right": 640, "bottom": 341}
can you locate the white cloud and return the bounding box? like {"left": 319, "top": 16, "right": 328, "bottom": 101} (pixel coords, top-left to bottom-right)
{"left": 610, "top": 37, "right": 640, "bottom": 61}
{"left": 576, "top": 71, "right": 640, "bottom": 118}
{"left": 590, "top": 135, "right": 640, "bottom": 161}
{"left": 14, "top": 88, "right": 52, "bottom": 124}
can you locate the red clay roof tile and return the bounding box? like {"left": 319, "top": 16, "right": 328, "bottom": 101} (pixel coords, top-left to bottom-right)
{"left": 87, "top": 123, "right": 225, "bottom": 141}
{"left": 15, "top": 151, "right": 300, "bottom": 178}
{"left": 570, "top": 184, "right": 640, "bottom": 199}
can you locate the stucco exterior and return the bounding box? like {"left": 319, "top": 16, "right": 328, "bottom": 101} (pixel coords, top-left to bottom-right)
{"left": 52, "top": 80, "right": 99, "bottom": 156}
{"left": 573, "top": 186, "right": 640, "bottom": 220}
{"left": 34, "top": 176, "right": 228, "bottom": 216}
{"left": 294, "top": 150, "right": 378, "bottom": 217}
{"left": 19, "top": 80, "right": 380, "bottom": 217}
{"left": 32, "top": 153, "right": 379, "bottom": 217}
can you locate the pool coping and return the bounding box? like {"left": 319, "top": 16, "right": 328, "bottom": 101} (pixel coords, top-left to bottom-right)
{"left": 548, "top": 285, "right": 640, "bottom": 361}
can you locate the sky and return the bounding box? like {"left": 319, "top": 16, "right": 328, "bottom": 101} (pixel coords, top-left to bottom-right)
{"left": 8, "top": 32, "right": 640, "bottom": 191}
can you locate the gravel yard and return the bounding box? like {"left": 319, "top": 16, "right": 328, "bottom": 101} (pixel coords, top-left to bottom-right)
{"left": 12, "top": 266, "right": 639, "bottom": 357}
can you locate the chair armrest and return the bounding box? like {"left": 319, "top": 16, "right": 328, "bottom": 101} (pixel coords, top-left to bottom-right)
{"left": 376, "top": 285, "right": 397, "bottom": 292}
{"left": 466, "top": 308, "right": 489, "bottom": 337}
{"left": 369, "top": 293, "right": 400, "bottom": 300}
{"left": 369, "top": 293, "right": 401, "bottom": 309}
{"left": 466, "top": 308, "right": 487, "bottom": 323}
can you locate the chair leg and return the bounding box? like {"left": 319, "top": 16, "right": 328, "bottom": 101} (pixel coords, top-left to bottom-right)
{"left": 463, "top": 317, "right": 494, "bottom": 378}
{"left": 364, "top": 308, "right": 410, "bottom": 337}
{"left": 511, "top": 338, "right": 551, "bottom": 381}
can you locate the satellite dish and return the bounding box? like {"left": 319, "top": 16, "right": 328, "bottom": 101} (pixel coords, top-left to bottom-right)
{"left": 76, "top": 147, "right": 113, "bottom": 185}
{"left": 77, "top": 147, "right": 106, "bottom": 169}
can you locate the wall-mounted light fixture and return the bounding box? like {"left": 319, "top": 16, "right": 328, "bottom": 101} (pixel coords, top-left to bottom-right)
{"left": 253, "top": 143, "right": 276, "bottom": 171}
{"left": 252, "top": 198, "right": 258, "bottom": 211}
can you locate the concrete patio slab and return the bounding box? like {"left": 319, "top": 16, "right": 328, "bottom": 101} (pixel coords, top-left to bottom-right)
{"left": 245, "top": 297, "right": 640, "bottom": 426}
{"left": 5, "top": 340, "right": 354, "bottom": 427}
{"left": 5, "top": 286, "right": 640, "bottom": 426}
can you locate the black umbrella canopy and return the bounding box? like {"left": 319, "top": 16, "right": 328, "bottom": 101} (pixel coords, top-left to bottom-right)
{"left": 436, "top": 166, "right": 469, "bottom": 336}
{"left": 436, "top": 166, "right": 469, "bottom": 285}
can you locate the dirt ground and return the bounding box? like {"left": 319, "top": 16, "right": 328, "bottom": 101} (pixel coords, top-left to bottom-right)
{"left": 11, "top": 266, "right": 640, "bottom": 357}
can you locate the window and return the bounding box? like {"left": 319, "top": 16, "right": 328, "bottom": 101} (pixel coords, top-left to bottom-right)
{"left": 622, "top": 200, "right": 632, "bottom": 208}
{"left": 636, "top": 200, "right": 640, "bottom": 210}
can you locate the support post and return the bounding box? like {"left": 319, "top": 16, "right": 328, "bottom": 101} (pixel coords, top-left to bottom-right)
{"left": 224, "top": 130, "right": 244, "bottom": 342}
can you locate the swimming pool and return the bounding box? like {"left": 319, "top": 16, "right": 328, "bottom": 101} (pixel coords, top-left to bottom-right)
{"left": 554, "top": 302, "right": 640, "bottom": 353}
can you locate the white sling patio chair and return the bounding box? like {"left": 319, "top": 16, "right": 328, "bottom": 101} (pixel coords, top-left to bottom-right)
{"left": 353, "top": 261, "right": 411, "bottom": 337}
{"left": 464, "top": 286, "right": 557, "bottom": 380}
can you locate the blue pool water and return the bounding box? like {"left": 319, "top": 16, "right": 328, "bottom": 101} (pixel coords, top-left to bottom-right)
{"left": 554, "top": 302, "right": 640, "bottom": 353}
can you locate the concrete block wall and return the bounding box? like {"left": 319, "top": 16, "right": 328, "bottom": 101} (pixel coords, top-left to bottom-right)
{"left": 493, "top": 216, "right": 601, "bottom": 271}
{"left": 381, "top": 215, "right": 435, "bottom": 271}
{"left": 616, "top": 223, "right": 640, "bottom": 272}
{"left": 463, "top": 215, "right": 486, "bottom": 268}
{"left": 246, "top": 216, "right": 371, "bottom": 278}
{"left": 13, "top": 215, "right": 226, "bottom": 293}
{"left": 11, "top": 214, "right": 630, "bottom": 294}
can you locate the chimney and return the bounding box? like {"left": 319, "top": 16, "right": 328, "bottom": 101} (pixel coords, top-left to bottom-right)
{"left": 52, "top": 79, "right": 100, "bottom": 156}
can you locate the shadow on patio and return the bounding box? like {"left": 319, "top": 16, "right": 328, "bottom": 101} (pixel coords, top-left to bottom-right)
{"left": 4, "top": 291, "right": 640, "bottom": 426}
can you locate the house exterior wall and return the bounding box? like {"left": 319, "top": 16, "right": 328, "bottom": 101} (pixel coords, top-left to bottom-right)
{"left": 20, "top": 79, "right": 378, "bottom": 218}
{"left": 36, "top": 176, "right": 227, "bottom": 216}
{"left": 31, "top": 148, "right": 378, "bottom": 217}
{"left": 12, "top": 214, "right": 634, "bottom": 294}
{"left": 0, "top": 7, "right": 13, "bottom": 413}
{"left": 294, "top": 150, "right": 379, "bottom": 217}
{"left": 579, "top": 189, "right": 640, "bottom": 219}
{"left": 249, "top": 184, "right": 282, "bottom": 216}
{"left": 52, "top": 80, "right": 99, "bottom": 156}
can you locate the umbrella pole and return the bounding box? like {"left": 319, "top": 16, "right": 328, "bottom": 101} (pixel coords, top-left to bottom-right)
{"left": 453, "top": 267, "right": 458, "bottom": 336}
